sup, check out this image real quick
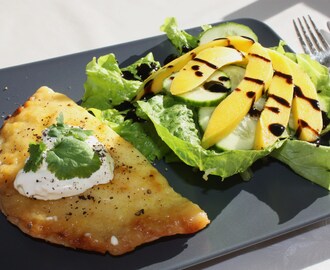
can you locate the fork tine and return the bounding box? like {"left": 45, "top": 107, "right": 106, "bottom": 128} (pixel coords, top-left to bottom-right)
{"left": 307, "top": 15, "right": 330, "bottom": 51}
{"left": 293, "top": 18, "right": 310, "bottom": 54}
{"left": 297, "top": 17, "right": 316, "bottom": 54}
{"left": 293, "top": 16, "right": 330, "bottom": 68}
{"left": 303, "top": 16, "right": 323, "bottom": 52}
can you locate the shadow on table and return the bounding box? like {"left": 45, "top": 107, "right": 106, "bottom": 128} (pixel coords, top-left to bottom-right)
{"left": 222, "top": 0, "right": 330, "bottom": 22}
{"left": 162, "top": 157, "right": 329, "bottom": 225}
{"left": 186, "top": 219, "right": 330, "bottom": 270}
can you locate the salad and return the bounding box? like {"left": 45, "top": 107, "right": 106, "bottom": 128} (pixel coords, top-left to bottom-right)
{"left": 80, "top": 17, "right": 330, "bottom": 189}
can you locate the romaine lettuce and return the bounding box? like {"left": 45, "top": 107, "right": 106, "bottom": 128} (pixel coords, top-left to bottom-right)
{"left": 88, "top": 107, "right": 171, "bottom": 161}
{"left": 81, "top": 52, "right": 168, "bottom": 161}
{"left": 160, "top": 17, "right": 198, "bottom": 55}
{"left": 81, "top": 53, "right": 159, "bottom": 110}
{"left": 271, "top": 140, "right": 330, "bottom": 189}
{"left": 138, "top": 95, "right": 283, "bottom": 179}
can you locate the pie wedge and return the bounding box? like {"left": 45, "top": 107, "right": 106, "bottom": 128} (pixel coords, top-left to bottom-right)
{"left": 0, "top": 86, "right": 209, "bottom": 255}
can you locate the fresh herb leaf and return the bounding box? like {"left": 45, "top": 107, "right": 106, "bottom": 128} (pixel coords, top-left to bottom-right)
{"left": 68, "top": 127, "right": 93, "bottom": 140}
{"left": 46, "top": 137, "right": 102, "bottom": 180}
{"left": 48, "top": 113, "right": 93, "bottom": 141}
{"left": 24, "top": 142, "right": 46, "bottom": 172}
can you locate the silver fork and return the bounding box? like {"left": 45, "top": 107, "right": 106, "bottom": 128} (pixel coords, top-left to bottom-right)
{"left": 293, "top": 15, "right": 330, "bottom": 68}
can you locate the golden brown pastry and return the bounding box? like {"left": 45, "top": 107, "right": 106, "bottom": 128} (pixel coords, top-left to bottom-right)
{"left": 0, "top": 86, "right": 209, "bottom": 255}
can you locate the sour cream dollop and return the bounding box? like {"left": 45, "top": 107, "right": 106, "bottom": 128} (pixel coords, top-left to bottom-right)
{"left": 14, "top": 129, "right": 114, "bottom": 200}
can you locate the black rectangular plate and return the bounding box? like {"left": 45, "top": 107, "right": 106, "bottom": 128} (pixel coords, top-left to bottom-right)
{"left": 1, "top": 18, "right": 329, "bottom": 270}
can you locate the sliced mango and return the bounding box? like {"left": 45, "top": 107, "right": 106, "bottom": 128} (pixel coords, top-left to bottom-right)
{"left": 135, "top": 36, "right": 255, "bottom": 100}
{"left": 254, "top": 50, "right": 294, "bottom": 150}
{"left": 201, "top": 42, "right": 273, "bottom": 149}
{"left": 288, "top": 60, "right": 323, "bottom": 142}
{"left": 170, "top": 47, "right": 244, "bottom": 95}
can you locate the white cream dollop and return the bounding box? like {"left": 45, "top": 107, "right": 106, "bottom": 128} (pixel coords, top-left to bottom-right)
{"left": 14, "top": 130, "right": 114, "bottom": 200}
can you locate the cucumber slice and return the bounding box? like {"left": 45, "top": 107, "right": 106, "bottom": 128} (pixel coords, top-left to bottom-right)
{"left": 198, "top": 107, "right": 258, "bottom": 150}
{"left": 220, "top": 65, "right": 245, "bottom": 90}
{"left": 163, "top": 70, "right": 231, "bottom": 106}
{"left": 199, "top": 22, "right": 258, "bottom": 45}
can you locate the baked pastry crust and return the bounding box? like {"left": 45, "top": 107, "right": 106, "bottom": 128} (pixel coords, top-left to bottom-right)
{"left": 0, "top": 86, "right": 209, "bottom": 255}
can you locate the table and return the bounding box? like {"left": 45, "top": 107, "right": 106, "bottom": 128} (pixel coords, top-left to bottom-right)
{"left": 1, "top": 1, "right": 329, "bottom": 269}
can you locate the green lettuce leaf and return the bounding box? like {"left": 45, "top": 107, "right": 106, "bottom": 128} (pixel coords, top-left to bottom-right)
{"left": 160, "top": 17, "right": 198, "bottom": 55}
{"left": 81, "top": 53, "right": 160, "bottom": 110}
{"left": 138, "top": 95, "right": 283, "bottom": 179}
{"left": 271, "top": 140, "right": 330, "bottom": 189}
{"left": 121, "top": 52, "right": 160, "bottom": 81}
{"left": 88, "top": 108, "right": 171, "bottom": 161}
{"left": 81, "top": 53, "right": 141, "bottom": 110}
{"left": 81, "top": 50, "right": 168, "bottom": 161}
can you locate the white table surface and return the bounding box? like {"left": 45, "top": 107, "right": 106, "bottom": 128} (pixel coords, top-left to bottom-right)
{"left": 1, "top": 0, "right": 330, "bottom": 269}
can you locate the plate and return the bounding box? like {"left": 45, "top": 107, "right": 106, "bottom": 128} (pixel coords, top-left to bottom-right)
{"left": 1, "top": 18, "right": 329, "bottom": 270}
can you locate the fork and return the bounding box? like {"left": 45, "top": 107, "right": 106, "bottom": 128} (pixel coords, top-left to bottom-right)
{"left": 293, "top": 15, "right": 330, "bottom": 68}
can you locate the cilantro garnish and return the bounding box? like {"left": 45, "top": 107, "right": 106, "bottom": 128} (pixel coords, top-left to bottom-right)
{"left": 47, "top": 113, "right": 93, "bottom": 141}
{"left": 23, "top": 113, "right": 102, "bottom": 180}
{"left": 46, "top": 137, "right": 102, "bottom": 180}
{"left": 24, "top": 142, "right": 46, "bottom": 172}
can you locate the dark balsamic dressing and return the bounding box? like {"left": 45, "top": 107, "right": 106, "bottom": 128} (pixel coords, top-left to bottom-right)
{"left": 121, "top": 70, "right": 135, "bottom": 80}
{"left": 268, "top": 94, "right": 290, "bottom": 108}
{"left": 249, "top": 53, "right": 271, "bottom": 63}
{"left": 269, "top": 123, "right": 285, "bottom": 136}
{"left": 265, "top": 106, "right": 280, "bottom": 114}
{"left": 316, "top": 111, "right": 330, "bottom": 145}
{"left": 181, "top": 45, "right": 190, "bottom": 53}
{"left": 249, "top": 106, "right": 261, "bottom": 118}
{"left": 195, "top": 71, "right": 203, "bottom": 77}
{"left": 203, "top": 81, "right": 230, "bottom": 93}
{"left": 219, "top": 76, "right": 230, "bottom": 82}
{"left": 122, "top": 62, "right": 159, "bottom": 81}
{"left": 113, "top": 101, "right": 146, "bottom": 123}
{"left": 295, "top": 119, "right": 319, "bottom": 139}
{"left": 137, "top": 62, "right": 159, "bottom": 81}
{"left": 143, "top": 79, "right": 154, "bottom": 96}
{"left": 193, "top": 57, "right": 218, "bottom": 70}
{"left": 244, "top": 76, "right": 264, "bottom": 85}
{"left": 294, "top": 85, "right": 320, "bottom": 111}
{"left": 322, "top": 111, "right": 330, "bottom": 129}
{"left": 274, "top": 70, "right": 293, "bottom": 84}
{"left": 246, "top": 91, "right": 256, "bottom": 98}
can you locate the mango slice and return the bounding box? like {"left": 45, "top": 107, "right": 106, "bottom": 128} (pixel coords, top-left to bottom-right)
{"left": 254, "top": 50, "right": 294, "bottom": 150}
{"left": 170, "top": 47, "right": 244, "bottom": 95}
{"left": 135, "top": 36, "right": 255, "bottom": 100}
{"left": 201, "top": 42, "right": 273, "bottom": 149}
{"left": 287, "top": 59, "right": 323, "bottom": 142}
